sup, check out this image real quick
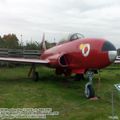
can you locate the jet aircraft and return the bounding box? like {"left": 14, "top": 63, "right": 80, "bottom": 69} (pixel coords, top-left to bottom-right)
{"left": 0, "top": 33, "right": 117, "bottom": 98}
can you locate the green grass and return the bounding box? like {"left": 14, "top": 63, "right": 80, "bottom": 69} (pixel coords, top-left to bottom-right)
{"left": 0, "top": 65, "right": 120, "bottom": 120}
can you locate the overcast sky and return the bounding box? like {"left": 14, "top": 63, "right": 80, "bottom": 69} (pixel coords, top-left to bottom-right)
{"left": 0, "top": 0, "right": 120, "bottom": 48}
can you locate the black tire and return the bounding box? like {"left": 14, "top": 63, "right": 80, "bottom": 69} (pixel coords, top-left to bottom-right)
{"left": 32, "top": 72, "right": 39, "bottom": 82}
{"left": 75, "top": 74, "right": 84, "bottom": 81}
{"left": 85, "top": 84, "right": 95, "bottom": 98}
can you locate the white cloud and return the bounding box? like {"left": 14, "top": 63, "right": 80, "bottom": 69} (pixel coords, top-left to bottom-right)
{"left": 0, "top": 0, "right": 120, "bottom": 48}
{"left": 0, "top": 0, "right": 7, "bottom": 3}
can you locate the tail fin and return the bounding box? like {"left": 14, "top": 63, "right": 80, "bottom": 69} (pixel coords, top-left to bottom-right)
{"left": 41, "top": 33, "right": 47, "bottom": 52}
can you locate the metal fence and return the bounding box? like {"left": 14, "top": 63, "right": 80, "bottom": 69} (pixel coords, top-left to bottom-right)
{"left": 0, "top": 48, "right": 41, "bottom": 59}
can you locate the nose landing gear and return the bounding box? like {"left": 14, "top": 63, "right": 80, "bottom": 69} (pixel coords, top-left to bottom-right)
{"left": 85, "top": 71, "right": 95, "bottom": 99}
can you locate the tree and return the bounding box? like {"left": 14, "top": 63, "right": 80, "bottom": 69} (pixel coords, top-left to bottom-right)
{"left": 25, "top": 41, "right": 40, "bottom": 50}
{"left": 2, "top": 34, "right": 19, "bottom": 48}
{"left": 0, "top": 36, "right": 4, "bottom": 48}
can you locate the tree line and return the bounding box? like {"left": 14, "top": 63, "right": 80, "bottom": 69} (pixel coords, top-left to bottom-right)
{"left": 0, "top": 33, "right": 56, "bottom": 50}
{"left": 0, "top": 34, "right": 19, "bottom": 49}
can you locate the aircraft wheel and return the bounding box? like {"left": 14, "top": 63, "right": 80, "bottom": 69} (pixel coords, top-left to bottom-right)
{"left": 75, "top": 74, "right": 84, "bottom": 81}
{"left": 85, "top": 83, "right": 95, "bottom": 98}
{"left": 32, "top": 71, "right": 39, "bottom": 82}
{"left": 55, "top": 69, "right": 62, "bottom": 75}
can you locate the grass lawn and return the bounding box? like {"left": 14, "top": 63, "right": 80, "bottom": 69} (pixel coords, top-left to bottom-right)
{"left": 0, "top": 64, "right": 120, "bottom": 120}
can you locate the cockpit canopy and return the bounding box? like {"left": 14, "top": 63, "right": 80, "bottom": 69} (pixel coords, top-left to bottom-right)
{"left": 68, "top": 33, "right": 85, "bottom": 41}
{"left": 59, "top": 33, "right": 84, "bottom": 44}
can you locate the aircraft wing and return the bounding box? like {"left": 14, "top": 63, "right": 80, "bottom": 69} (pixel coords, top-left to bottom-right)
{"left": 0, "top": 57, "right": 49, "bottom": 64}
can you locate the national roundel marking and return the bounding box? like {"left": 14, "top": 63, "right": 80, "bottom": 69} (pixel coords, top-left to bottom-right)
{"left": 79, "top": 44, "right": 90, "bottom": 57}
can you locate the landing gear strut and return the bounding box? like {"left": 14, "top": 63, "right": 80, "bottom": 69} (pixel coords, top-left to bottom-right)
{"left": 85, "top": 71, "right": 95, "bottom": 98}
{"left": 75, "top": 74, "right": 84, "bottom": 81}
{"left": 28, "top": 64, "right": 39, "bottom": 81}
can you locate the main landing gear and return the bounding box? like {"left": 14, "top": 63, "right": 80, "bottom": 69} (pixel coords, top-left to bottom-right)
{"left": 85, "top": 71, "right": 95, "bottom": 99}
{"left": 75, "top": 74, "right": 84, "bottom": 81}
{"left": 28, "top": 64, "right": 39, "bottom": 81}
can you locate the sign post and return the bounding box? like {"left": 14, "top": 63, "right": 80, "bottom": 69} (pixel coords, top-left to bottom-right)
{"left": 109, "top": 84, "right": 120, "bottom": 120}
